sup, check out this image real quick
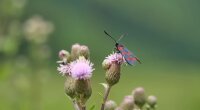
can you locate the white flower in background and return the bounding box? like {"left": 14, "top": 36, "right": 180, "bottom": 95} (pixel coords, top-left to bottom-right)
{"left": 12, "top": 0, "right": 27, "bottom": 8}
{"left": 23, "top": 15, "right": 54, "bottom": 43}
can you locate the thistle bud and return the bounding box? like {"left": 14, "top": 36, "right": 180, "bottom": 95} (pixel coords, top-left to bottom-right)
{"left": 132, "top": 87, "right": 146, "bottom": 108}
{"left": 75, "top": 79, "right": 92, "bottom": 106}
{"left": 64, "top": 75, "right": 76, "bottom": 99}
{"left": 104, "top": 100, "right": 117, "bottom": 110}
{"left": 105, "top": 62, "right": 121, "bottom": 86}
{"left": 58, "top": 50, "right": 70, "bottom": 63}
{"left": 119, "top": 95, "right": 134, "bottom": 110}
{"left": 79, "top": 45, "right": 90, "bottom": 59}
{"left": 59, "top": 50, "right": 69, "bottom": 59}
{"left": 71, "top": 43, "right": 81, "bottom": 60}
{"left": 102, "top": 59, "right": 111, "bottom": 70}
{"left": 103, "top": 53, "right": 125, "bottom": 86}
{"left": 147, "top": 95, "right": 157, "bottom": 108}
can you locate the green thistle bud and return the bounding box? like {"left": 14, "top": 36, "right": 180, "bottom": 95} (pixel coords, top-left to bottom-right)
{"left": 104, "top": 100, "right": 117, "bottom": 110}
{"left": 147, "top": 95, "right": 157, "bottom": 108}
{"left": 132, "top": 87, "right": 146, "bottom": 108}
{"left": 79, "top": 45, "right": 90, "bottom": 59}
{"left": 120, "top": 95, "right": 134, "bottom": 110}
{"left": 75, "top": 79, "right": 92, "bottom": 106}
{"left": 105, "top": 62, "right": 121, "bottom": 86}
{"left": 71, "top": 43, "right": 81, "bottom": 60}
{"left": 64, "top": 75, "right": 76, "bottom": 99}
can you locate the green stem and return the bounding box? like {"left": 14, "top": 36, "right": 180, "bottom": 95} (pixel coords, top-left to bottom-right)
{"left": 101, "top": 85, "right": 112, "bottom": 110}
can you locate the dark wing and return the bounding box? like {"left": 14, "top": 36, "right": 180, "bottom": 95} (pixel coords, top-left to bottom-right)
{"left": 118, "top": 45, "right": 141, "bottom": 65}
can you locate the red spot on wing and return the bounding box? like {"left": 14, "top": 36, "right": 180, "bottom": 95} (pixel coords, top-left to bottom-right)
{"left": 127, "top": 57, "right": 136, "bottom": 61}
{"left": 121, "top": 51, "right": 131, "bottom": 55}
{"left": 118, "top": 46, "right": 124, "bottom": 51}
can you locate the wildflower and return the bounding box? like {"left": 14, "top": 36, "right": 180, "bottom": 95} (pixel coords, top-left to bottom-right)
{"left": 106, "top": 52, "right": 125, "bottom": 64}
{"left": 103, "top": 52, "right": 125, "bottom": 86}
{"left": 69, "top": 56, "right": 94, "bottom": 80}
{"left": 57, "top": 64, "right": 69, "bottom": 76}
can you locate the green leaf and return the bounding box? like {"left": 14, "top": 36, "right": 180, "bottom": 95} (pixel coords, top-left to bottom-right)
{"left": 89, "top": 105, "right": 95, "bottom": 110}
{"left": 99, "top": 83, "right": 108, "bottom": 90}
{"left": 98, "top": 92, "right": 103, "bottom": 98}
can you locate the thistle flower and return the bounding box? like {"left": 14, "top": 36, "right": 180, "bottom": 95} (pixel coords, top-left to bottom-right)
{"left": 103, "top": 52, "right": 125, "bottom": 86}
{"left": 57, "top": 64, "right": 69, "bottom": 76}
{"left": 119, "top": 95, "right": 134, "bottom": 110}
{"left": 69, "top": 56, "right": 94, "bottom": 80}
{"left": 132, "top": 87, "right": 146, "bottom": 108}
{"left": 106, "top": 53, "right": 125, "bottom": 65}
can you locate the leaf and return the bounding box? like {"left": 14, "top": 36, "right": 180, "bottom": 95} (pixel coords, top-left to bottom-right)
{"left": 89, "top": 105, "right": 95, "bottom": 110}
{"left": 98, "top": 92, "right": 103, "bottom": 98}
{"left": 99, "top": 83, "right": 108, "bottom": 90}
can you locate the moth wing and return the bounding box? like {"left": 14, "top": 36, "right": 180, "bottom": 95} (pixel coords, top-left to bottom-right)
{"left": 119, "top": 46, "right": 139, "bottom": 65}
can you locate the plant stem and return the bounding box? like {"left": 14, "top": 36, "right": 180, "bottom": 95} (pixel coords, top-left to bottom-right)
{"left": 81, "top": 106, "right": 86, "bottom": 110}
{"left": 72, "top": 100, "right": 80, "bottom": 110}
{"left": 101, "top": 85, "right": 112, "bottom": 110}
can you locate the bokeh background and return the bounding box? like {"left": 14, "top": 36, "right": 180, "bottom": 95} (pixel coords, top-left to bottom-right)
{"left": 0, "top": 0, "right": 200, "bottom": 110}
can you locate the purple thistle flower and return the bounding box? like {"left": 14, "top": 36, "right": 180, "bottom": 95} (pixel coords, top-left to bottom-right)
{"left": 106, "top": 52, "right": 126, "bottom": 64}
{"left": 57, "top": 64, "right": 70, "bottom": 76}
{"left": 69, "top": 57, "right": 94, "bottom": 80}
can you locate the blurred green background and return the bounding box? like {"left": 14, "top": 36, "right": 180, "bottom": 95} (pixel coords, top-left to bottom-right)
{"left": 1, "top": 0, "right": 200, "bottom": 110}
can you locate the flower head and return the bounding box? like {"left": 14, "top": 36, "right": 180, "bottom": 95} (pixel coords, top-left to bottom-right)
{"left": 69, "top": 56, "right": 94, "bottom": 80}
{"left": 57, "top": 64, "right": 70, "bottom": 76}
{"left": 147, "top": 95, "right": 157, "bottom": 108}
{"left": 120, "top": 95, "right": 134, "bottom": 110}
{"left": 132, "top": 87, "right": 146, "bottom": 108}
{"left": 105, "top": 100, "right": 117, "bottom": 110}
{"left": 106, "top": 52, "right": 125, "bottom": 64}
{"left": 58, "top": 50, "right": 70, "bottom": 59}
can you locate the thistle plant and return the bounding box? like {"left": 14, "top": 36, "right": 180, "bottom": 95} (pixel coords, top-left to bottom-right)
{"left": 101, "top": 53, "right": 125, "bottom": 110}
{"left": 57, "top": 44, "right": 158, "bottom": 110}
{"left": 57, "top": 43, "right": 94, "bottom": 110}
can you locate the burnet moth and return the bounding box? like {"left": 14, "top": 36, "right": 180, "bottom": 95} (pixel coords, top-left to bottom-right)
{"left": 104, "top": 30, "right": 141, "bottom": 65}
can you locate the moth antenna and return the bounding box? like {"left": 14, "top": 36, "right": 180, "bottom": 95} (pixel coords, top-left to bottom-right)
{"left": 117, "top": 35, "right": 124, "bottom": 42}
{"left": 104, "top": 30, "right": 117, "bottom": 43}
{"left": 117, "top": 33, "right": 128, "bottom": 42}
